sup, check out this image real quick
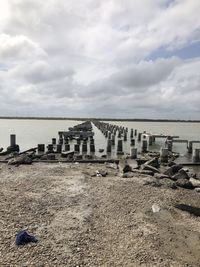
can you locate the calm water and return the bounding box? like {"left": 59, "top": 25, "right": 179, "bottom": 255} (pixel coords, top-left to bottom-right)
{"left": 0, "top": 119, "right": 200, "bottom": 161}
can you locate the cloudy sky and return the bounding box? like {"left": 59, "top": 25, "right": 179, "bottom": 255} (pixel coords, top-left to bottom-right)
{"left": 0, "top": 0, "right": 200, "bottom": 119}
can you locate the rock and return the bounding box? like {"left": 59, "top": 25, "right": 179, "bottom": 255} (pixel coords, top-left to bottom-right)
{"left": 40, "top": 153, "right": 56, "bottom": 160}
{"left": 152, "top": 204, "right": 161, "bottom": 213}
{"left": 189, "top": 178, "right": 200, "bottom": 188}
{"left": 144, "top": 157, "right": 159, "bottom": 168}
{"left": 172, "top": 169, "right": 189, "bottom": 181}
{"left": 142, "top": 164, "right": 160, "bottom": 173}
{"left": 119, "top": 159, "right": 132, "bottom": 173}
{"left": 0, "top": 147, "right": 3, "bottom": 152}
{"left": 154, "top": 173, "right": 170, "bottom": 179}
{"left": 95, "top": 170, "right": 107, "bottom": 177}
{"left": 122, "top": 172, "right": 134, "bottom": 178}
{"left": 195, "top": 188, "right": 200, "bottom": 193}
{"left": 6, "top": 144, "right": 20, "bottom": 154}
{"left": 175, "top": 178, "right": 194, "bottom": 189}
{"left": 8, "top": 154, "right": 32, "bottom": 165}
{"left": 164, "top": 164, "right": 183, "bottom": 177}
{"left": 61, "top": 151, "right": 74, "bottom": 158}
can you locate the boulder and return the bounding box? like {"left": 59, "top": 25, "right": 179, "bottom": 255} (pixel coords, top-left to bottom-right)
{"left": 164, "top": 164, "right": 183, "bottom": 177}
{"left": 189, "top": 178, "right": 200, "bottom": 188}
{"left": 175, "top": 178, "right": 194, "bottom": 189}
{"left": 144, "top": 157, "right": 159, "bottom": 168}
{"left": 122, "top": 172, "right": 134, "bottom": 178}
{"left": 119, "top": 159, "right": 132, "bottom": 173}
{"left": 172, "top": 169, "right": 189, "bottom": 181}
{"left": 6, "top": 144, "right": 20, "bottom": 154}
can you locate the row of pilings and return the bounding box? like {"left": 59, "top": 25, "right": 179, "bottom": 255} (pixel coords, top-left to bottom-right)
{"left": 92, "top": 120, "right": 152, "bottom": 158}
{"left": 1, "top": 120, "right": 200, "bottom": 163}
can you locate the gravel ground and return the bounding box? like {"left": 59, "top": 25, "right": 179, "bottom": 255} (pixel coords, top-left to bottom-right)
{"left": 0, "top": 162, "right": 200, "bottom": 267}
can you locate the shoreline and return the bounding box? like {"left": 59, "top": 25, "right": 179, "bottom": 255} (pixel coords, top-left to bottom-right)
{"left": 0, "top": 116, "right": 200, "bottom": 123}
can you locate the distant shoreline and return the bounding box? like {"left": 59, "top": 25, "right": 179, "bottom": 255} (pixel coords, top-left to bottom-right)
{"left": 0, "top": 116, "right": 200, "bottom": 123}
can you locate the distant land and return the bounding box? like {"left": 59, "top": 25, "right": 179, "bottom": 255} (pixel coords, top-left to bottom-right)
{"left": 0, "top": 116, "right": 200, "bottom": 123}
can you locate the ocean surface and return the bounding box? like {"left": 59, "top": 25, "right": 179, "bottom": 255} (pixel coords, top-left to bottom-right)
{"left": 0, "top": 119, "right": 200, "bottom": 164}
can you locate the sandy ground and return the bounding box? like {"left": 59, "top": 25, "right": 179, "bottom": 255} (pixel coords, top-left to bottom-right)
{"left": 0, "top": 162, "right": 200, "bottom": 267}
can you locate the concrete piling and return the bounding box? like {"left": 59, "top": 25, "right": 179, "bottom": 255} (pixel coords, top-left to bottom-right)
{"left": 52, "top": 138, "right": 56, "bottom": 145}
{"left": 130, "top": 129, "right": 134, "bottom": 138}
{"left": 148, "top": 135, "right": 153, "bottom": 146}
{"left": 124, "top": 132, "right": 127, "bottom": 141}
{"left": 65, "top": 144, "right": 70, "bottom": 151}
{"left": 10, "top": 134, "right": 16, "bottom": 146}
{"left": 38, "top": 144, "right": 45, "bottom": 152}
{"left": 107, "top": 139, "right": 112, "bottom": 153}
{"left": 160, "top": 148, "right": 168, "bottom": 163}
{"left": 90, "top": 144, "right": 95, "bottom": 153}
{"left": 74, "top": 144, "right": 80, "bottom": 153}
{"left": 141, "top": 140, "right": 147, "bottom": 153}
{"left": 138, "top": 133, "right": 142, "bottom": 142}
{"left": 192, "top": 148, "right": 200, "bottom": 162}
{"left": 111, "top": 135, "right": 115, "bottom": 146}
{"left": 47, "top": 144, "right": 54, "bottom": 153}
{"left": 59, "top": 138, "right": 63, "bottom": 145}
{"left": 56, "top": 144, "right": 62, "bottom": 153}
{"left": 134, "top": 129, "right": 137, "bottom": 136}
{"left": 117, "top": 140, "right": 124, "bottom": 155}
{"left": 130, "top": 139, "right": 135, "bottom": 146}
{"left": 130, "top": 148, "right": 137, "bottom": 159}
{"left": 82, "top": 144, "right": 87, "bottom": 153}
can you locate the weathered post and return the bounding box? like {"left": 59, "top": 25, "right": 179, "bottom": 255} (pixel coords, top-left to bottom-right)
{"left": 160, "top": 147, "right": 168, "bottom": 163}
{"left": 10, "top": 134, "right": 16, "bottom": 147}
{"left": 52, "top": 138, "right": 56, "bottom": 145}
{"left": 137, "top": 133, "right": 142, "bottom": 142}
{"left": 117, "top": 140, "right": 124, "bottom": 155}
{"left": 130, "top": 129, "right": 134, "bottom": 138}
{"left": 130, "top": 139, "right": 135, "bottom": 146}
{"left": 90, "top": 144, "right": 95, "bottom": 153}
{"left": 65, "top": 144, "right": 70, "bottom": 151}
{"left": 130, "top": 148, "right": 137, "bottom": 159}
{"left": 107, "top": 139, "right": 112, "bottom": 153}
{"left": 124, "top": 132, "right": 127, "bottom": 141}
{"left": 134, "top": 129, "right": 137, "bottom": 136}
{"left": 56, "top": 144, "right": 62, "bottom": 153}
{"left": 82, "top": 143, "right": 87, "bottom": 153}
{"left": 47, "top": 144, "right": 54, "bottom": 153}
{"left": 192, "top": 148, "right": 200, "bottom": 162}
{"left": 148, "top": 135, "right": 153, "bottom": 146}
{"left": 188, "top": 141, "right": 193, "bottom": 153}
{"left": 111, "top": 135, "right": 115, "bottom": 146}
{"left": 38, "top": 144, "right": 45, "bottom": 153}
{"left": 74, "top": 144, "right": 80, "bottom": 153}
{"left": 141, "top": 140, "right": 147, "bottom": 153}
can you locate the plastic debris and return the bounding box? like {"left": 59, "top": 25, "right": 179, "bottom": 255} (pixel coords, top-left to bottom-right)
{"left": 16, "top": 230, "right": 38, "bottom": 246}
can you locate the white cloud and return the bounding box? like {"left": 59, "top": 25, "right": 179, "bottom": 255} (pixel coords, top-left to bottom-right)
{"left": 0, "top": 0, "right": 199, "bottom": 119}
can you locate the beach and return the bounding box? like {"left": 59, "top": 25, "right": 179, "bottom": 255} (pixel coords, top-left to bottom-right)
{"left": 0, "top": 162, "right": 200, "bottom": 267}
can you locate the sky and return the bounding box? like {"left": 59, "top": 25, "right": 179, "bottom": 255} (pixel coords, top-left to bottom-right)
{"left": 0, "top": 0, "right": 200, "bottom": 119}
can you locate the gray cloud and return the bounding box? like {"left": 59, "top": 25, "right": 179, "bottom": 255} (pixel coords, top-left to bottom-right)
{"left": 0, "top": 0, "right": 200, "bottom": 119}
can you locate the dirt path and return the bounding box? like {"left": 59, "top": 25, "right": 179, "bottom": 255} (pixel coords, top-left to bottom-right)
{"left": 0, "top": 163, "right": 200, "bottom": 266}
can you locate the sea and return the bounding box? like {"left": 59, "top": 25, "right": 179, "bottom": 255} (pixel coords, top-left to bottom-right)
{"left": 0, "top": 119, "right": 200, "bottom": 170}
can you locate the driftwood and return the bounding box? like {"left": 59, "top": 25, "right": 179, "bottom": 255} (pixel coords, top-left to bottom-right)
{"left": 5, "top": 147, "right": 37, "bottom": 160}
